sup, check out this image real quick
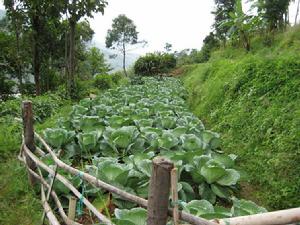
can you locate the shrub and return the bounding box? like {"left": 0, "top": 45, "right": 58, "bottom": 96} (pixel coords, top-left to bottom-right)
{"left": 0, "top": 75, "right": 16, "bottom": 100}
{"left": 75, "top": 79, "right": 101, "bottom": 99}
{"left": 134, "top": 53, "right": 176, "bottom": 76}
{"left": 111, "top": 71, "right": 125, "bottom": 84}
{"left": 94, "top": 74, "right": 114, "bottom": 90}
{"left": 0, "top": 93, "right": 68, "bottom": 122}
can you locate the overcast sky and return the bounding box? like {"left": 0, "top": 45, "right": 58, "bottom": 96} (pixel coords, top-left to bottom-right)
{"left": 0, "top": 0, "right": 298, "bottom": 54}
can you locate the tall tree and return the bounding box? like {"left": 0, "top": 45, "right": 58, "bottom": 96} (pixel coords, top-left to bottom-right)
{"left": 3, "top": 0, "right": 25, "bottom": 93}
{"left": 64, "top": 0, "right": 107, "bottom": 98}
{"left": 213, "top": 0, "right": 236, "bottom": 45}
{"left": 105, "top": 14, "right": 140, "bottom": 77}
{"left": 4, "top": 0, "right": 63, "bottom": 95}
{"left": 255, "top": 0, "right": 291, "bottom": 30}
{"left": 295, "top": 0, "right": 300, "bottom": 25}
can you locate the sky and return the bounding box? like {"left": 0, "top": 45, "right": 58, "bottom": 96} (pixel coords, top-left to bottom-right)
{"left": 0, "top": 0, "right": 299, "bottom": 55}
{"left": 89, "top": 0, "right": 215, "bottom": 54}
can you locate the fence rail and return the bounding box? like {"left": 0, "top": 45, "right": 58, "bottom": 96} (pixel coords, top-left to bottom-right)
{"left": 19, "top": 100, "right": 300, "bottom": 225}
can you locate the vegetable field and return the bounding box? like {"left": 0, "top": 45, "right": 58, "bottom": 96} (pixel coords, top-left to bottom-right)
{"left": 35, "top": 77, "right": 269, "bottom": 224}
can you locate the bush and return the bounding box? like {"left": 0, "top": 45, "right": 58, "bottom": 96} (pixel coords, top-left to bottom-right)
{"left": 0, "top": 75, "right": 16, "bottom": 100}
{"left": 0, "top": 93, "right": 68, "bottom": 122}
{"left": 94, "top": 74, "right": 114, "bottom": 90}
{"left": 111, "top": 71, "right": 125, "bottom": 84}
{"left": 75, "top": 79, "right": 100, "bottom": 99}
{"left": 134, "top": 53, "right": 176, "bottom": 76}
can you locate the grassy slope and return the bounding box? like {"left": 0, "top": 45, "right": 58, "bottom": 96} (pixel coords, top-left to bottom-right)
{"left": 0, "top": 105, "right": 72, "bottom": 224}
{"left": 181, "top": 26, "right": 300, "bottom": 210}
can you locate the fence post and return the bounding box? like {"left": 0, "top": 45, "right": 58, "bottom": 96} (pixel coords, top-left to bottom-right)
{"left": 22, "top": 100, "right": 37, "bottom": 186}
{"left": 68, "top": 196, "right": 77, "bottom": 221}
{"left": 147, "top": 157, "right": 174, "bottom": 225}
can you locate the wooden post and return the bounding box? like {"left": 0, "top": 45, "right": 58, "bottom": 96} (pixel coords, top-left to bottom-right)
{"left": 171, "top": 168, "right": 179, "bottom": 225}
{"left": 22, "top": 100, "right": 37, "bottom": 186}
{"left": 147, "top": 157, "right": 174, "bottom": 225}
{"left": 68, "top": 196, "right": 77, "bottom": 221}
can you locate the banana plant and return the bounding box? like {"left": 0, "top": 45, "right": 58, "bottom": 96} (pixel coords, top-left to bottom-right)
{"left": 218, "top": 0, "right": 261, "bottom": 51}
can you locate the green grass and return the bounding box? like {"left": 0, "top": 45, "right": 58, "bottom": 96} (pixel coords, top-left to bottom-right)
{"left": 0, "top": 159, "right": 42, "bottom": 225}
{"left": 0, "top": 104, "right": 72, "bottom": 224}
{"left": 181, "top": 27, "right": 300, "bottom": 210}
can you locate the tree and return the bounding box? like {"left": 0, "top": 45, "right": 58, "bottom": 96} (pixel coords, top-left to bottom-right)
{"left": 220, "top": 0, "right": 260, "bottom": 51}
{"left": 106, "top": 14, "right": 140, "bottom": 77}
{"left": 213, "top": 0, "right": 236, "bottom": 45}
{"left": 294, "top": 0, "right": 300, "bottom": 25}
{"left": 64, "top": 0, "right": 107, "bottom": 98}
{"left": 3, "top": 0, "right": 26, "bottom": 93}
{"left": 199, "top": 32, "right": 220, "bottom": 61}
{"left": 80, "top": 47, "right": 110, "bottom": 78}
{"left": 164, "top": 43, "right": 172, "bottom": 52}
{"left": 254, "top": 0, "right": 291, "bottom": 30}
{"left": 4, "top": 0, "right": 63, "bottom": 95}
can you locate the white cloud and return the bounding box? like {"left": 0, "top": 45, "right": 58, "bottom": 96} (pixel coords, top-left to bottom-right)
{"left": 89, "top": 0, "right": 215, "bottom": 54}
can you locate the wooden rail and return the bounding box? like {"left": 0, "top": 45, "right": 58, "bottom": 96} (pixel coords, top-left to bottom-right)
{"left": 19, "top": 100, "right": 300, "bottom": 225}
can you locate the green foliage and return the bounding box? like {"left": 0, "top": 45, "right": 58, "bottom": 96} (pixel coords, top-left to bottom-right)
{"left": 75, "top": 79, "right": 100, "bottom": 99}
{"left": 0, "top": 93, "right": 69, "bottom": 122}
{"left": 0, "top": 116, "right": 22, "bottom": 159}
{"left": 134, "top": 53, "right": 176, "bottom": 76}
{"left": 212, "top": 0, "right": 236, "bottom": 42}
{"left": 94, "top": 74, "right": 114, "bottom": 90}
{"left": 106, "top": 14, "right": 138, "bottom": 49}
{"left": 255, "top": 0, "right": 291, "bottom": 30}
{"left": 219, "top": 0, "right": 260, "bottom": 51}
{"left": 80, "top": 47, "right": 110, "bottom": 78}
{"left": 106, "top": 14, "right": 140, "bottom": 76}
{"left": 40, "top": 77, "right": 265, "bottom": 218}
{"left": 182, "top": 29, "right": 300, "bottom": 209}
{"left": 182, "top": 198, "right": 266, "bottom": 219}
{"left": 0, "top": 159, "right": 42, "bottom": 225}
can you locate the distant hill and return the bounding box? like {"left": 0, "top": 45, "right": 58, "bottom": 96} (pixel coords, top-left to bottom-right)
{"left": 0, "top": 9, "right": 5, "bottom": 19}
{"left": 91, "top": 41, "right": 140, "bottom": 72}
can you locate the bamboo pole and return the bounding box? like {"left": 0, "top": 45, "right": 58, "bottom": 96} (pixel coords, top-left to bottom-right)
{"left": 171, "top": 168, "right": 179, "bottom": 225}
{"left": 22, "top": 145, "right": 114, "bottom": 225}
{"left": 41, "top": 184, "right": 61, "bottom": 225}
{"left": 22, "top": 101, "right": 37, "bottom": 186}
{"left": 22, "top": 161, "right": 82, "bottom": 225}
{"left": 34, "top": 132, "right": 217, "bottom": 225}
{"left": 68, "top": 196, "right": 77, "bottom": 221}
{"left": 42, "top": 150, "right": 61, "bottom": 224}
{"left": 147, "top": 157, "right": 174, "bottom": 225}
{"left": 214, "top": 208, "right": 300, "bottom": 225}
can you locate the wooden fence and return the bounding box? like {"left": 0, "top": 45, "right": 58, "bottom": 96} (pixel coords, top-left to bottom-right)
{"left": 18, "top": 101, "right": 300, "bottom": 225}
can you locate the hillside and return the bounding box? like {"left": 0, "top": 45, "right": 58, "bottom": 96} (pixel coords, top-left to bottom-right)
{"left": 180, "top": 26, "right": 300, "bottom": 210}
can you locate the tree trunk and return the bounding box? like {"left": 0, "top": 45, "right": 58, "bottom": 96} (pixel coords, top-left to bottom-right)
{"left": 15, "top": 26, "right": 23, "bottom": 94}
{"left": 32, "top": 14, "right": 42, "bottom": 96}
{"left": 64, "top": 30, "right": 69, "bottom": 82}
{"left": 241, "top": 31, "right": 250, "bottom": 52}
{"left": 68, "top": 20, "right": 76, "bottom": 98}
{"left": 295, "top": 0, "right": 300, "bottom": 25}
{"left": 33, "top": 31, "right": 41, "bottom": 95}
{"left": 122, "top": 42, "right": 127, "bottom": 77}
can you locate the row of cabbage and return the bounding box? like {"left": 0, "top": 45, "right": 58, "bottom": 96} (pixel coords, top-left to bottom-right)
{"left": 42, "top": 77, "right": 266, "bottom": 224}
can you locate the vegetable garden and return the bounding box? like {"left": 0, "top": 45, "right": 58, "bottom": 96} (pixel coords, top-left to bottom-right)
{"left": 19, "top": 77, "right": 300, "bottom": 225}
